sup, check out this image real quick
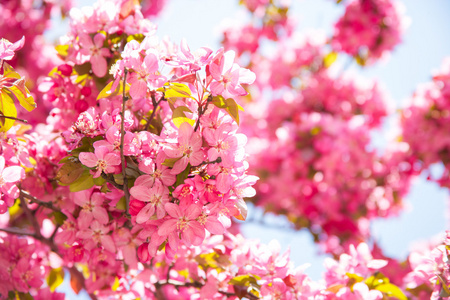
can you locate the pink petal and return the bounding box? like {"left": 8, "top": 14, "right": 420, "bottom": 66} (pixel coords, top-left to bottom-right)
{"left": 101, "top": 235, "right": 116, "bottom": 253}
{"left": 136, "top": 203, "right": 155, "bottom": 224}
{"left": 93, "top": 207, "right": 109, "bottom": 225}
{"left": 205, "top": 218, "right": 224, "bottom": 235}
{"left": 170, "top": 156, "right": 188, "bottom": 174}
{"left": 130, "top": 185, "right": 151, "bottom": 202}
{"left": 2, "top": 166, "right": 24, "bottom": 183}
{"left": 91, "top": 54, "right": 107, "bottom": 77}
{"left": 93, "top": 33, "right": 106, "bottom": 48}
{"left": 79, "top": 152, "right": 98, "bottom": 168}
{"left": 158, "top": 219, "right": 178, "bottom": 236}
{"left": 105, "top": 153, "right": 121, "bottom": 166}
{"left": 130, "top": 79, "right": 147, "bottom": 99}
{"left": 165, "top": 203, "right": 182, "bottom": 218}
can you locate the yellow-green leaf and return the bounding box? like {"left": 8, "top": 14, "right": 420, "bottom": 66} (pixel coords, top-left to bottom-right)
{"left": 55, "top": 44, "right": 69, "bottom": 58}
{"left": 56, "top": 161, "right": 85, "bottom": 185}
{"left": 324, "top": 52, "right": 338, "bottom": 68}
{"left": 69, "top": 169, "right": 95, "bottom": 192}
{"left": 111, "top": 276, "right": 120, "bottom": 291}
{"left": 47, "top": 267, "right": 65, "bottom": 292}
{"left": 172, "top": 106, "right": 195, "bottom": 128}
{"left": 115, "top": 196, "right": 126, "bottom": 210}
{"left": 224, "top": 98, "right": 240, "bottom": 125}
{"left": 97, "top": 80, "right": 129, "bottom": 100}
{"left": 229, "top": 274, "right": 261, "bottom": 286}
{"left": 2, "top": 62, "right": 21, "bottom": 79}
{"left": 8, "top": 85, "right": 36, "bottom": 112}
{"left": 162, "top": 82, "right": 192, "bottom": 99}
{"left": 212, "top": 95, "right": 227, "bottom": 108}
{"left": 162, "top": 157, "right": 181, "bottom": 168}
{"left": 375, "top": 283, "right": 407, "bottom": 300}
{"left": 0, "top": 92, "right": 18, "bottom": 132}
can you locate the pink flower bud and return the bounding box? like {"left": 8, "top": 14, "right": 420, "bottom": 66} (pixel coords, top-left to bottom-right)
{"left": 129, "top": 199, "right": 146, "bottom": 216}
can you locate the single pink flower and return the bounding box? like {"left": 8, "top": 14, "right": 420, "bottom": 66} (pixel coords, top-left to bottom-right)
{"left": 164, "top": 122, "right": 204, "bottom": 174}
{"left": 79, "top": 146, "right": 121, "bottom": 178}
{"left": 79, "top": 33, "right": 111, "bottom": 77}
{"left": 158, "top": 203, "right": 205, "bottom": 247}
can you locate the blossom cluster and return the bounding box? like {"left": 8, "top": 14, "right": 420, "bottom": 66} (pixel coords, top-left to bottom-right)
{"left": 401, "top": 58, "right": 450, "bottom": 187}
{"left": 332, "top": 0, "right": 406, "bottom": 64}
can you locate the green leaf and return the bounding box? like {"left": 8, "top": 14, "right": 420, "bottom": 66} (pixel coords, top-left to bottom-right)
{"left": 2, "top": 62, "right": 21, "bottom": 79}
{"left": 365, "top": 272, "right": 389, "bottom": 289}
{"left": 93, "top": 175, "right": 106, "bottom": 186}
{"left": 55, "top": 44, "right": 69, "bottom": 59}
{"left": 375, "top": 283, "right": 408, "bottom": 300}
{"left": 211, "top": 96, "right": 241, "bottom": 125}
{"left": 47, "top": 267, "right": 65, "bottom": 292}
{"left": 229, "top": 274, "right": 260, "bottom": 287}
{"left": 97, "top": 80, "right": 129, "bottom": 100}
{"left": 346, "top": 272, "right": 364, "bottom": 291}
{"left": 162, "top": 157, "right": 182, "bottom": 168}
{"left": 175, "top": 164, "right": 191, "bottom": 187}
{"left": 195, "top": 252, "right": 231, "bottom": 271}
{"left": 53, "top": 211, "right": 68, "bottom": 226}
{"left": 0, "top": 92, "right": 18, "bottom": 132}
{"left": 224, "top": 98, "right": 240, "bottom": 125}
{"left": 172, "top": 106, "right": 195, "bottom": 128}
{"left": 69, "top": 169, "right": 95, "bottom": 192}
{"left": 162, "top": 82, "right": 192, "bottom": 99}
{"left": 115, "top": 196, "right": 126, "bottom": 210}
{"left": 212, "top": 95, "right": 227, "bottom": 108}
{"left": 324, "top": 52, "right": 338, "bottom": 68}
{"left": 56, "top": 161, "right": 85, "bottom": 185}
{"left": 6, "top": 76, "right": 36, "bottom": 112}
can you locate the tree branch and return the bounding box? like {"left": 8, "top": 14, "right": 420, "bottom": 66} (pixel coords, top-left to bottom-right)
{"left": 20, "top": 190, "right": 60, "bottom": 212}
{"left": 120, "top": 69, "right": 131, "bottom": 216}
{"left": 194, "top": 94, "right": 212, "bottom": 132}
{"left": 144, "top": 92, "right": 165, "bottom": 131}
{"left": 0, "top": 114, "right": 28, "bottom": 123}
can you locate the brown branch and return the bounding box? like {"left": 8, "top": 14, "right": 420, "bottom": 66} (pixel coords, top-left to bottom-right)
{"left": 194, "top": 94, "right": 212, "bottom": 132}
{"left": 0, "top": 227, "right": 35, "bottom": 237}
{"left": 120, "top": 69, "right": 131, "bottom": 216}
{"left": 144, "top": 92, "right": 166, "bottom": 132}
{"left": 0, "top": 114, "right": 28, "bottom": 123}
{"left": 155, "top": 279, "right": 237, "bottom": 298}
{"left": 101, "top": 173, "right": 124, "bottom": 190}
{"left": 20, "top": 190, "right": 60, "bottom": 212}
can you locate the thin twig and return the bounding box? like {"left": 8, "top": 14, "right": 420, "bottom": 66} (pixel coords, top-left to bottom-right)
{"left": 0, "top": 115, "right": 28, "bottom": 123}
{"left": 144, "top": 92, "right": 165, "bottom": 131}
{"left": 0, "top": 227, "right": 35, "bottom": 237}
{"left": 20, "top": 194, "right": 42, "bottom": 239}
{"left": 120, "top": 69, "right": 131, "bottom": 216}
{"left": 194, "top": 94, "right": 212, "bottom": 132}
{"left": 20, "top": 190, "right": 60, "bottom": 212}
{"left": 101, "top": 173, "right": 124, "bottom": 190}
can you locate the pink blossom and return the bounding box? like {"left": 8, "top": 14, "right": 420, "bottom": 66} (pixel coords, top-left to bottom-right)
{"left": 78, "top": 33, "right": 111, "bottom": 77}
{"left": 209, "top": 49, "right": 256, "bottom": 98}
{"left": 158, "top": 203, "right": 205, "bottom": 247}
{"left": 73, "top": 190, "right": 109, "bottom": 229}
{"left": 164, "top": 122, "right": 204, "bottom": 174}
{"left": 130, "top": 181, "right": 170, "bottom": 223}
{"left": 79, "top": 146, "right": 121, "bottom": 178}
{"left": 0, "top": 36, "right": 25, "bottom": 61}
